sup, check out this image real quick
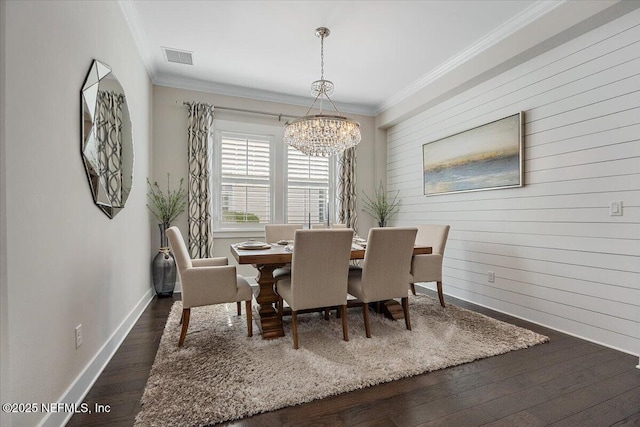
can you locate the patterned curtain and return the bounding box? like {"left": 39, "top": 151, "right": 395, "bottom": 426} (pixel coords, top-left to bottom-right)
{"left": 338, "top": 147, "right": 358, "bottom": 233}
{"left": 186, "top": 102, "right": 214, "bottom": 258}
{"left": 96, "top": 90, "right": 124, "bottom": 207}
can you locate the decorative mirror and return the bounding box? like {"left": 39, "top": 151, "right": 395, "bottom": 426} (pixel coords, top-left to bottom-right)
{"left": 81, "top": 59, "right": 133, "bottom": 218}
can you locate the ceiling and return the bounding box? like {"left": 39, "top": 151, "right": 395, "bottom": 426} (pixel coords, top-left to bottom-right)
{"left": 121, "top": 1, "right": 566, "bottom": 116}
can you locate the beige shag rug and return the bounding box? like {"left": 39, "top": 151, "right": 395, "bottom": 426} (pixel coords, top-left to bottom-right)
{"left": 135, "top": 295, "right": 548, "bottom": 426}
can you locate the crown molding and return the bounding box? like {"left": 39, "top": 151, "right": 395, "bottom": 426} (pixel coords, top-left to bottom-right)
{"left": 119, "top": 0, "right": 157, "bottom": 81}
{"left": 154, "top": 74, "right": 377, "bottom": 117}
{"left": 119, "top": 0, "right": 562, "bottom": 119}
{"left": 374, "top": 0, "right": 565, "bottom": 115}
{"left": 119, "top": 0, "right": 374, "bottom": 116}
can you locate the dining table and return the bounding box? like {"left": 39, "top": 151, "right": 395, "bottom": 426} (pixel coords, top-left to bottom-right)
{"left": 230, "top": 240, "right": 432, "bottom": 340}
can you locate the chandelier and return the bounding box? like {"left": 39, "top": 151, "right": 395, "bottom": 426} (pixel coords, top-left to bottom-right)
{"left": 283, "top": 27, "right": 361, "bottom": 157}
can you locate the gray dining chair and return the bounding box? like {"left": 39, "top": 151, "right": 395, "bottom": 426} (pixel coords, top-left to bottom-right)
{"left": 265, "top": 224, "right": 303, "bottom": 280}
{"left": 274, "top": 228, "right": 354, "bottom": 349}
{"left": 409, "top": 224, "right": 450, "bottom": 307}
{"left": 347, "top": 227, "right": 418, "bottom": 338}
{"left": 167, "top": 226, "right": 253, "bottom": 346}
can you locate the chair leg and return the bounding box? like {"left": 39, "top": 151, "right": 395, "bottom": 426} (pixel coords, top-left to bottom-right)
{"left": 178, "top": 308, "right": 190, "bottom": 347}
{"left": 245, "top": 300, "right": 253, "bottom": 337}
{"left": 324, "top": 308, "right": 330, "bottom": 321}
{"left": 410, "top": 283, "right": 416, "bottom": 296}
{"left": 341, "top": 305, "right": 349, "bottom": 342}
{"left": 402, "top": 297, "right": 411, "bottom": 331}
{"left": 278, "top": 296, "right": 284, "bottom": 318}
{"left": 179, "top": 311, "right": 184, "bottom": 325}
{"left": 437, "top": 281, "right": 446, "bottom": 307}
{"left": 292, "top": 310, "right": 299, "bottom": 349}
{"left": 274, "top": 284, "right": 279, "bottom": 311}
{"left": 237, "top": 301, "right": 241, "bottom": 316}
{"left": 363, "top": 304, "right": 371, "bottom": 338}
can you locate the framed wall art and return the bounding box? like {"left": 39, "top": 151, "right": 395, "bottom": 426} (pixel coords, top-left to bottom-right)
{"left": 422, "top": 112, "right": 523, "bottom": 196}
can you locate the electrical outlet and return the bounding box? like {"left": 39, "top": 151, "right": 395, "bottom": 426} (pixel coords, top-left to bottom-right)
{"left": 75, "top": 324, "right": 83, "bottom": 349}
{"left": 488, "top": 271, "right": 495, "bottom": 283}
{"left": 610, "top": 201, "right": 623, "bottom": 216}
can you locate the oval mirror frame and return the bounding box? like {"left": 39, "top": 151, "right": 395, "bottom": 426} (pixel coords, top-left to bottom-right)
{"left": 81, "top": 59, "right": 134, "bottom": 218}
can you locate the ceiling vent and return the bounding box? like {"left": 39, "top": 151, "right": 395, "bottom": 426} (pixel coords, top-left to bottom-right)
{"left": 162, "top": 47, "right": 193, "bottom": 65}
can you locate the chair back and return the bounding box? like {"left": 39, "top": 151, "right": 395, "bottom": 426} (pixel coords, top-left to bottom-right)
{"left": 289, "top": 229, "right": 354, "bottom": 310}
{"left": 166, "top": 226, "right": 192, "bottom": 271}
{"left": 311, "top": 223, "right": 348, "bottom": 229}
{"left": 361, "top": 227, "right": 418, "bottom": 301}
{"left": 415, "top": 224, "right": 450, "bottom": 255}
{"left": 265, "top": 224, "right": 302, "bottom": 243}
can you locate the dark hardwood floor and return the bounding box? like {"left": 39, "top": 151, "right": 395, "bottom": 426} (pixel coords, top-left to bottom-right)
{"left": 67, "top": 289, "right": 640, "bottom": 427}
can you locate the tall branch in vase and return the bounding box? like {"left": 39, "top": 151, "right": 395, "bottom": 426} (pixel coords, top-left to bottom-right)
{"left": 147, "top": 174, "right": 187, "bottom": 246}
{"left": 146, "top": 174, "right": 187, "bottom": 297}
{"left": 361, "top": 181, "right": 401, "bottom": 227}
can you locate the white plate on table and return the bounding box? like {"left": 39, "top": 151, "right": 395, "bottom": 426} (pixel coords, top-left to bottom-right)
{"left": 236, "top": 241, "right": 271, "bottom": 250}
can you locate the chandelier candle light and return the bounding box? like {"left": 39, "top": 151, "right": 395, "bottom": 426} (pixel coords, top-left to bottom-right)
{"left": 283, "top": 27, "right": 361, "bottom": 157}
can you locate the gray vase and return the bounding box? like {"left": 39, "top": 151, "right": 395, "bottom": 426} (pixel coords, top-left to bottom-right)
{"left": 153, "top": 223, "right": 176, "bottom": 297}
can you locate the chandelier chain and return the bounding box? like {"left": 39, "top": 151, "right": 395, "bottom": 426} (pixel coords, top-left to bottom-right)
{"left": 324, "top": 92, "right": 341, "bottom": 116}
{"left": 303, "top": 92, "right": 323, "bottom": 117}
{"left": 320, "top": 32, "right": 325, "bottom": 82}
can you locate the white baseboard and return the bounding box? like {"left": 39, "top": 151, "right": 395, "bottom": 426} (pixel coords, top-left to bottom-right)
{"left": 39, "top": 287, "right": 155, "bottom": 427}
{"left": 416, "top": 283, "right": 639, "bottom": 360}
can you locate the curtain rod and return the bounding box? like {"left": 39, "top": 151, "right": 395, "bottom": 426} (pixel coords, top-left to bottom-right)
{"left": 179, "top": 101, "right": 300, "bottom": 121}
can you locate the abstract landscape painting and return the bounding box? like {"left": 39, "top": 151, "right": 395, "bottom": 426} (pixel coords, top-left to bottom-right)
{"left": 423, "top": 113, "right": 523, "bottom": 196}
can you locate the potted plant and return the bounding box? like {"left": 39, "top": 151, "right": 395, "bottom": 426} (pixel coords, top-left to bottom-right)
{"left": 361, "top": 181, "right": 401, "bottom": 227}
{"left": 147, "top": 174, "right": 187, "bottom": 297}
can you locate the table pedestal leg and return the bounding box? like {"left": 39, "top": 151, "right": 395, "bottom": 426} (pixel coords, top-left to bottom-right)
{"left": 376, "top": 300, "right": 405, "bottom": 320}
{"left": 254, "top": 264, "right": 285, "bottom": 339}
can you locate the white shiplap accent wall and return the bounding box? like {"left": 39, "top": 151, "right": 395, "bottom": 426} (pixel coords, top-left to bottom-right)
{"left": 386, "top": 9, "right": 640, "bottom": 356}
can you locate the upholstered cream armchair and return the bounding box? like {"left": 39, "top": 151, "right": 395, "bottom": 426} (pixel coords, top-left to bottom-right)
{"left": 347, "top": 227, "right": 418, "bottom": 338}
{"left": 274, "top": 229, "right": 354, "bottom": 349}
{"left": 409, "top": 224, "right": 450, "bottom": 307}
{"left": 166, "top": 226, "right": 253, "bottom": 346}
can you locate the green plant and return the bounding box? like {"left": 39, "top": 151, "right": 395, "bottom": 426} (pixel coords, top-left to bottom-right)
{"left": 146, "top": 174, "right": 187, "bottom": 226}
{"left": 361, "top": 181, "right": 401, "bottom": 227}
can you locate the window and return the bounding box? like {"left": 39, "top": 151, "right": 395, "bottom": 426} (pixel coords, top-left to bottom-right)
{"left": 218, "top": 132, "right": 271, "bottom": 227}
{"left": 213, "top": 120, "right": 336, "bottom": 232}
{"left": 286, "top": 146, "right": 330, "bottom": 225}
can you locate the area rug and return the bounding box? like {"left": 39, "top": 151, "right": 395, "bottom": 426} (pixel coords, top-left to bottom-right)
{"left": 135, "top": 295, "right": 548, "bottom": 426}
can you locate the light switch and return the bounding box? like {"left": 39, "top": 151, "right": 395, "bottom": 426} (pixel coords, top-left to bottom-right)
{"left": 610, "top": 201, "right": 623, "bottom": 216}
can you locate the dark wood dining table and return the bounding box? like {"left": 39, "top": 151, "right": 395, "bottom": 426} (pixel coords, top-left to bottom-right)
{"left": 230, "top": 242, "right": 432, "bottom": 340}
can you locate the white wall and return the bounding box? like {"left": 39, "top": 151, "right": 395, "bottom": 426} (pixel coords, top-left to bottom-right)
{"left": 385, "top": 9, "right": 640, "bottom": 356}
{"left": 152, "top": 85, "right": 378, "bottom": 280}
{"left": 2, "top": 2, "right": 153, "bottom": 426}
